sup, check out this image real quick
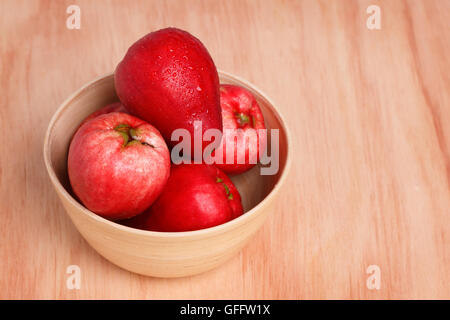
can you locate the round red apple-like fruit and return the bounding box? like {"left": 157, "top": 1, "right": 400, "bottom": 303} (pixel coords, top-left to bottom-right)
{"left": 78, "top": 102, "right": 128, "bottom": 128}
{"left": 124, "top": 164, "right": 243, "bottom": 232}
{"left": 211, "top": 84, "right": 266, "bottom": 174}
{"left": 68, "top": 112, "right": 170, "bottom": 220}
{"left": 115, "top": 27, "right": 222, "bottom": 156}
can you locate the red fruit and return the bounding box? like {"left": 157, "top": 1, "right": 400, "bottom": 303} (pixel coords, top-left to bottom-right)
{"left": 68, "top": 112, "right": 170, "bottom": 220}
{"left": 115, "top": 27, "right": 222, "bottom": 156}
{"left": 79, "top": 102, "right": 128, "bottom": 128}
{"left": 124, "top": 164, "right": 243, "bottom": 232}
{"left": 211, "top": 84, "right": 266, "bottom": 174}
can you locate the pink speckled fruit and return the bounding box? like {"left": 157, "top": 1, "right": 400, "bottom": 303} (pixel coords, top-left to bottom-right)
{"left": 68, "top": 112, "right": 170, "bottom": 220}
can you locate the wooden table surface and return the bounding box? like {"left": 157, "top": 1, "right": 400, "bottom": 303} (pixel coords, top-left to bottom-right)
{"left": 1, "top": 0, "right": 449, "bottom": 299}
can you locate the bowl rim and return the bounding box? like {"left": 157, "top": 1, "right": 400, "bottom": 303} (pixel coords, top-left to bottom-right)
{"left": 43, "top": 70, "right": 292, "bottom": 238}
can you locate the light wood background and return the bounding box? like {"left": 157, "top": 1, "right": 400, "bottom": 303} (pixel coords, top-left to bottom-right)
{"left": 1, "top": 0, "right": 449, "bottom": 299}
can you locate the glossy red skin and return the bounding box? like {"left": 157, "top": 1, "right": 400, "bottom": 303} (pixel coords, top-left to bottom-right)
{"left": 68, "top": 112, "right": 170, "bottom": 220}
{"left": 79, "top": 102, "right": 128, "bottom": 128}
{"left": 124, "top": 164, "right": 243, "bottom": 232}
{"left": 115, "top": 28, "right": 222, "bottom": 155}
{"left": 212, "top": 84, "right": 266, "bottom": 174}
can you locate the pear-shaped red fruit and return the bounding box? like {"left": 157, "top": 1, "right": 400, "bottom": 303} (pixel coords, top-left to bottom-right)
{"left": 115, "top": 28, "right": 222, "bottom": 156}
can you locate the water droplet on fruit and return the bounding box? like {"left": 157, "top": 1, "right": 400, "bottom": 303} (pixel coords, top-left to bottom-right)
{"left": 196, "top": 86, "right": 202, "bottom": 91}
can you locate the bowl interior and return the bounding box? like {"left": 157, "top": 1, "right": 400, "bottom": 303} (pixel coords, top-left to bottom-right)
{"left": 47, "top": 72, "right": 288, "bottom": 222}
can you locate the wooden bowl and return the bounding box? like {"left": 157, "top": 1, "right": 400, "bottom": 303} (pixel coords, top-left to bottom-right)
{"left": 43, "top": 71, "right": 291, "bottom": 277}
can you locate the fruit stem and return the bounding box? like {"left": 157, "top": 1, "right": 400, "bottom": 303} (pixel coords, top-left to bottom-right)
{"left": 216, "top": 177, "right": 233, "bottom": 200}
{"left": 129, "top": 128, "right": 139, "bottom": 141}
{"left": 114, "top": 124, "right": 154, "bottom": 148}
{"left": 114, "top": 124, "right": 131, "bottom": 146}
{"left": 114, "top": 123, "right": 130, "bottom": 132}
{"left": 235, "top": 113, "right": 249, "bottom": 126}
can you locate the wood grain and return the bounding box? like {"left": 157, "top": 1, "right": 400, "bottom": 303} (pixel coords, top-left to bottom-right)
{"left": 1, "top": 0, "right": 449, "bottom": 299}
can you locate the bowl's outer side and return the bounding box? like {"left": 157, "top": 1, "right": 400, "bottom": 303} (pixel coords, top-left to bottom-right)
{"left": 53, "top": 181, "right": 277, "bottom": 277}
